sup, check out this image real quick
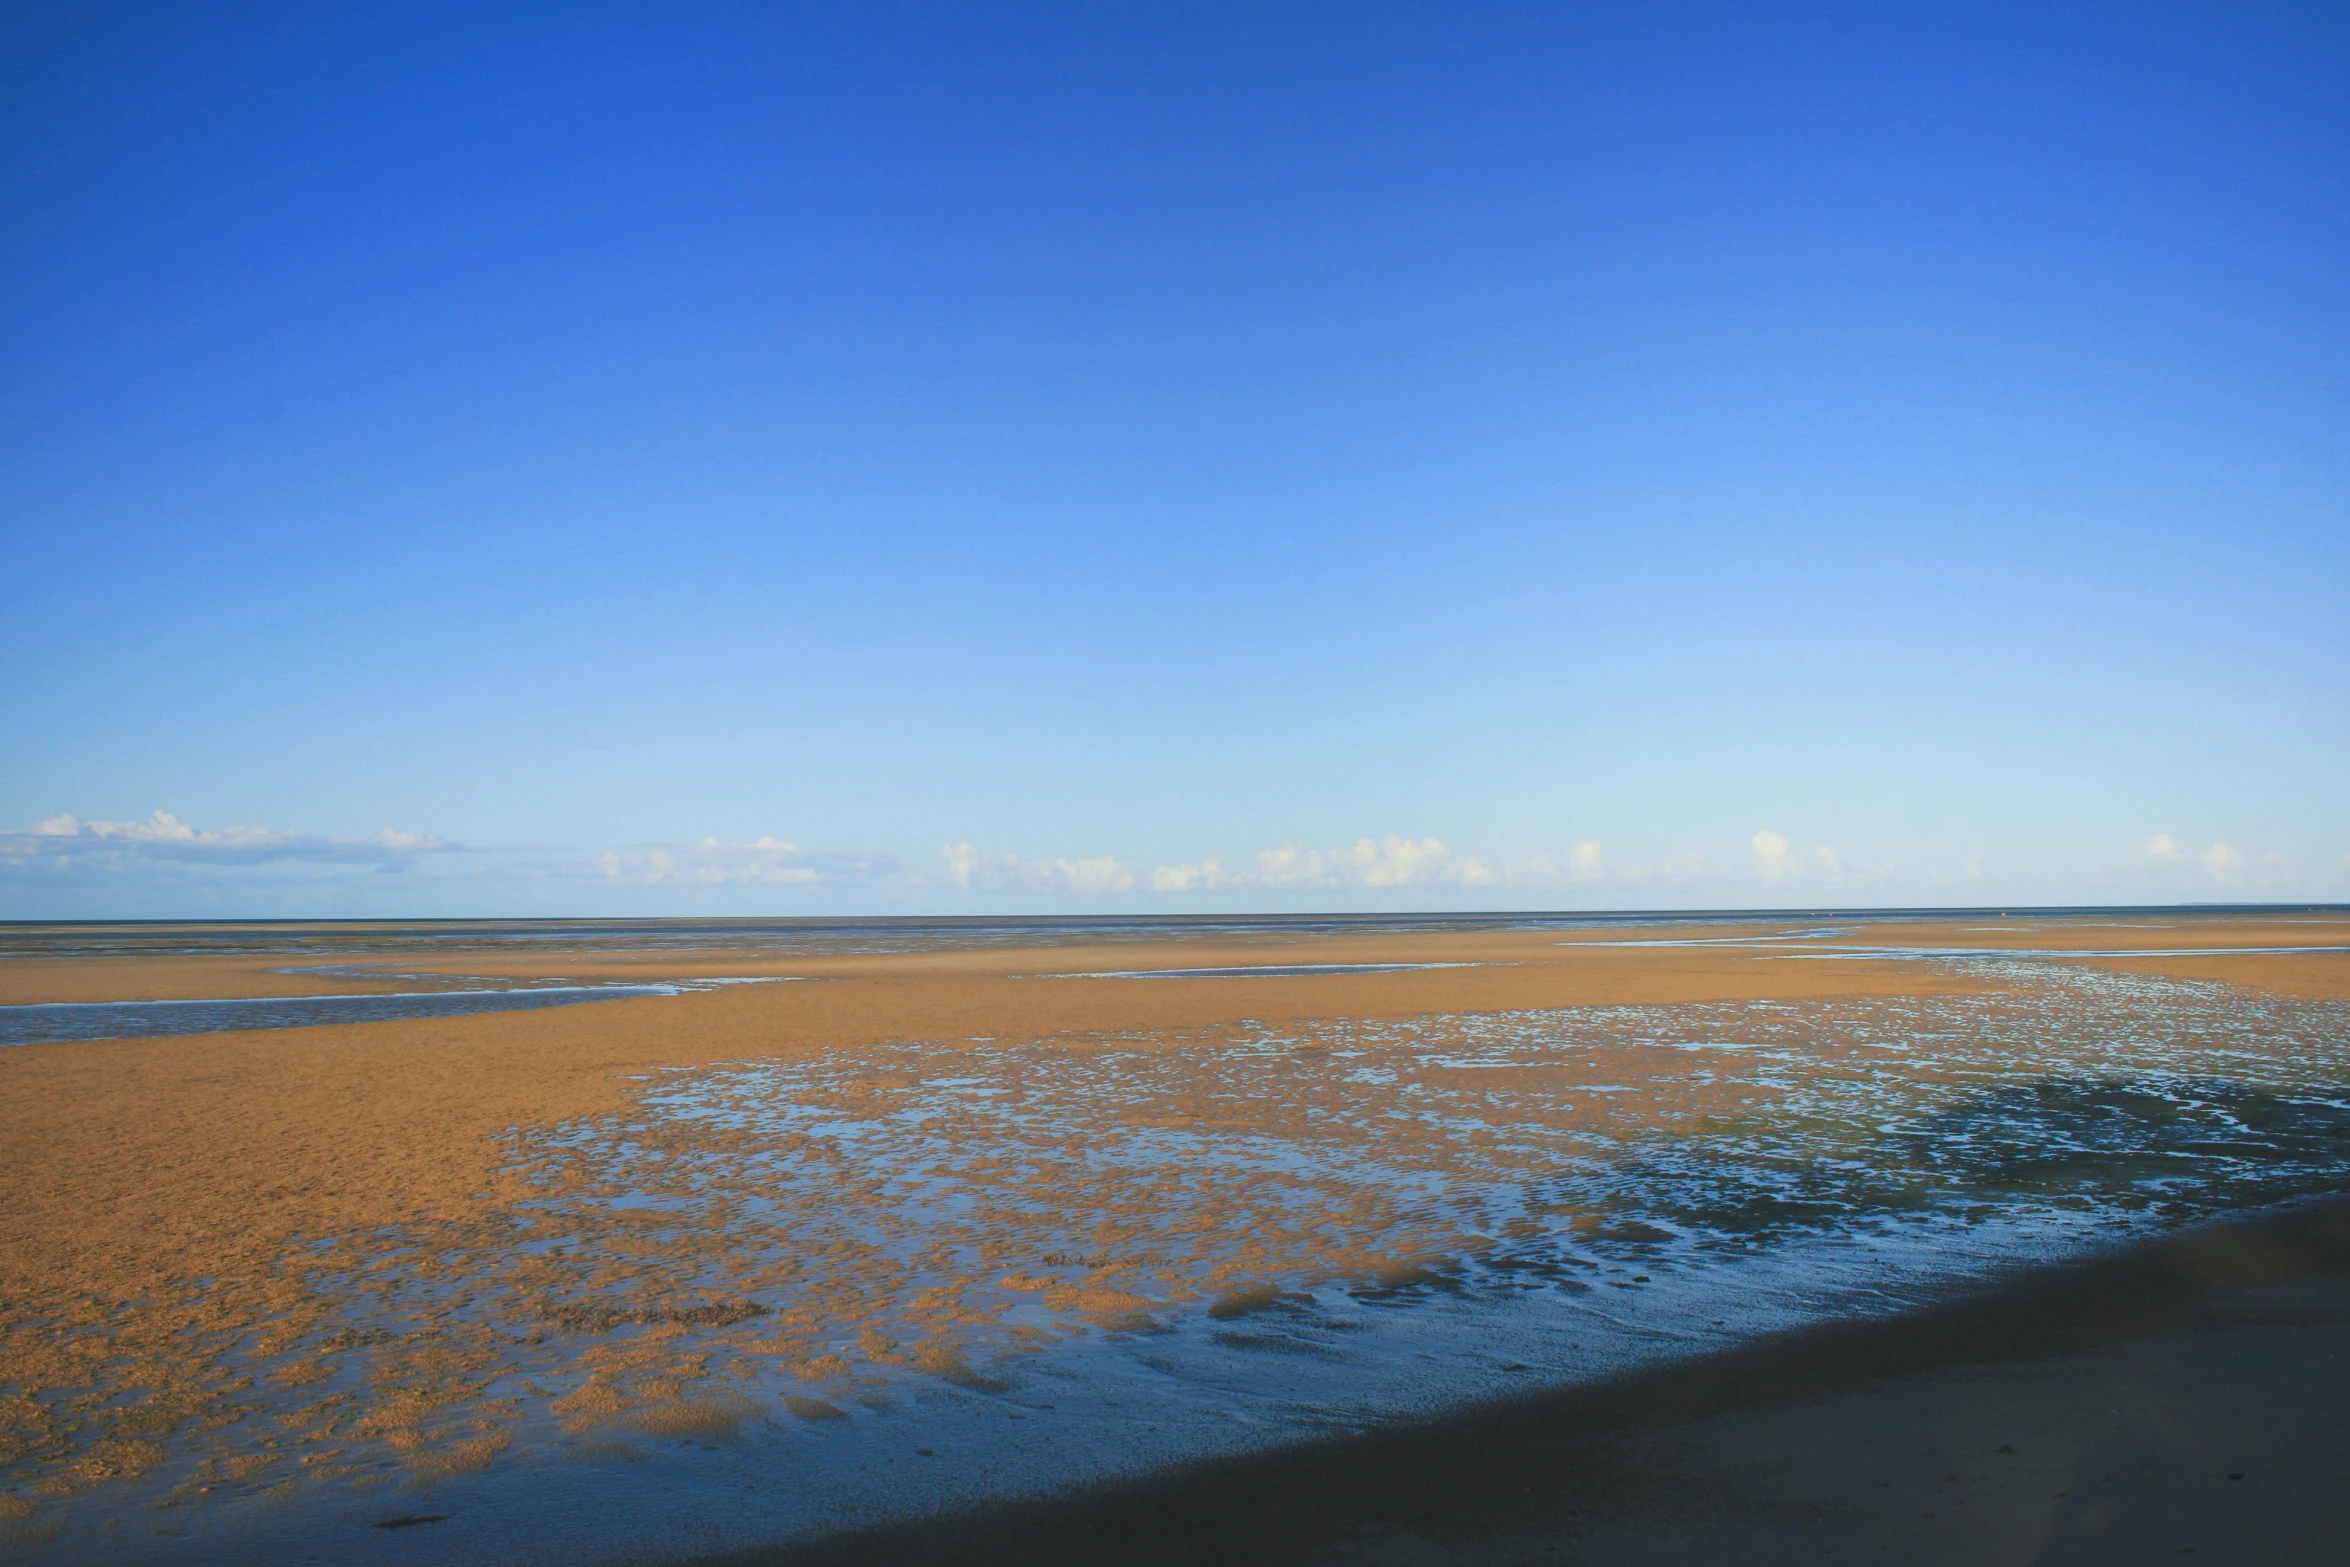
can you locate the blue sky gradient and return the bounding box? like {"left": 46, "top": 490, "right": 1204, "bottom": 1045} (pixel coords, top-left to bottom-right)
{"left": 4, "top": 2, "right": 2345, "bottom": 915}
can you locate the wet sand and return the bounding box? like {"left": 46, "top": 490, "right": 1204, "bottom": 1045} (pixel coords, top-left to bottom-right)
{"left": 2, "top": 925, "right": 1998, "bottom": 1509}
{"left": 686, "top": 1196, "right": 2350, "bottom": 1567}
{"left": 3, "top": 922, "right": 2021, "bottom": 1322}
{"left": 2, "top": 910, "right": 2345, "bottom": 1553}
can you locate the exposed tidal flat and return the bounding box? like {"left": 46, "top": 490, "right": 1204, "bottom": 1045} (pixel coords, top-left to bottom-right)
{"left": 1, "top": 912, "right": 2346, "bottom": 1564}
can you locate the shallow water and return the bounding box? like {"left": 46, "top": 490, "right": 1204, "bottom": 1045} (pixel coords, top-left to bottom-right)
{"left": 0, "top": 979, "right": 787, "bottom": 1049}
{"left": 14, "top": 960, "right": 2350, "bottom": 1565}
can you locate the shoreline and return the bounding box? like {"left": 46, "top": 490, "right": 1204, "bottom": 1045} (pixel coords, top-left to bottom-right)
{"left": 684, "top": 1195, "right": 2350, "bottom": 1567}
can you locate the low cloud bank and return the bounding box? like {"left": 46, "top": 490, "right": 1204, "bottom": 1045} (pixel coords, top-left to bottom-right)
{"left": 1, "top": 811, "right": 458, "bottom": 870}
{"left": 4, "top": 809, "right": 2325, "bottom": 915}
{"left": 0, "top": 810, "right": 899, "bottom": 909}
{"left": 1145, "top": 834, "right": 1816, "bottom": 896}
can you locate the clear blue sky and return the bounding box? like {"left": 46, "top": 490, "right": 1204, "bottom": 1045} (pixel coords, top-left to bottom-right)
{"left": 4, "top": 2, "right": 2344, "bottom": 916}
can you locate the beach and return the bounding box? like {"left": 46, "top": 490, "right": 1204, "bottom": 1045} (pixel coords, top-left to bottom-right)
{"left": 2, "top": 911, "right": 2346, "bottom": 1562}
{"left": 694, "top": 1194, "right": 2350, "bottom": 1566}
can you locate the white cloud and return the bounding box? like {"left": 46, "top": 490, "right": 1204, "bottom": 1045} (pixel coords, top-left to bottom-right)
{"left": 2136, "top": 833, "right": 2291, "bottom": 888}
{"left": 598, "top": 836, "right": 895, "bottom": 887}
{"left": 1154, "top": 836, "right": 1756, "bottom": 894}
{"left": 1149, "top": 836, "right": 1503, "bottom": 894}
{"left": 2197, "top": 841, "right": 2246, "bottom": 881}
{"left": 1752, "top": 828, "right": 1843, "bottom": 884}
{"left": 1256, "top": 836, "right": 1499, "bottom": 889}
{"left": 0, "top": 811, "right": 459, "bottom": 871}
{"left": 1150, "top": 857, "right": 1236, "bottom": 893}
{"left": 942, "top": 844, "right": 1136, "bottom": 894}
{"left": 1, "top": 811, "right": 899, "bottom": 894}
{"left": 1057, "top": 855, "right": 1138, "bottom": 893}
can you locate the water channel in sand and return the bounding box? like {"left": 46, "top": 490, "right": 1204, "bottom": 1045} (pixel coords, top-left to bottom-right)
{"left": 0, "top": 981, "right": 798, "bottom": 1049}
{"left": 9, "top": 940, "right": 2347, "bottom": 1566}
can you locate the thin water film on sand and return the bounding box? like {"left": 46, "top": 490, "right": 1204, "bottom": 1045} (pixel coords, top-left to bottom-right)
{"left": 0, "top": 984, "right": 715, "bottom": 1048}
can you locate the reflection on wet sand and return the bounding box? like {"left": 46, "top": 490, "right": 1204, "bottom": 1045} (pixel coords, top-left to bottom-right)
{"left": 0, "top": 980, "right": 790, "bottom": 1049}
{"left": 0, "top": 912, "right": 2344, "bottom": 1563}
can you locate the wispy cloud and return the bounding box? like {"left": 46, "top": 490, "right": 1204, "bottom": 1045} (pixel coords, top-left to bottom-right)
{"left": 599, "top": 837, "right": 897, "bottom": 887}
{"left": 1511, "top": 840, "right": 1608, "bottom": 884}
{"left": 2199, "top": 842, "right": 2247, "bottom": 880}
{"left": 0, "top": 811, "right": 460, "bottom": 872}
{"left": 2137, "top": 832, "right": 2289, "bottom": 888}
{"left": 943, "top": 844, "right": 1137, "bottom": 893}
{"left": 0, "top": 811, "right": 901, "bottom": 903}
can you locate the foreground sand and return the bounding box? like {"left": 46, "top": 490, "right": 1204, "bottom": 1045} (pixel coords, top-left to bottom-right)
{"left": 692, "top": 1196, "right": 2350, "bottom": 1567}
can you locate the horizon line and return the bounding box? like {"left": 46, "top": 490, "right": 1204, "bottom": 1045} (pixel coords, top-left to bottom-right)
{"left": 4, "top": 901, "right": 2346, "bottom": 931}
